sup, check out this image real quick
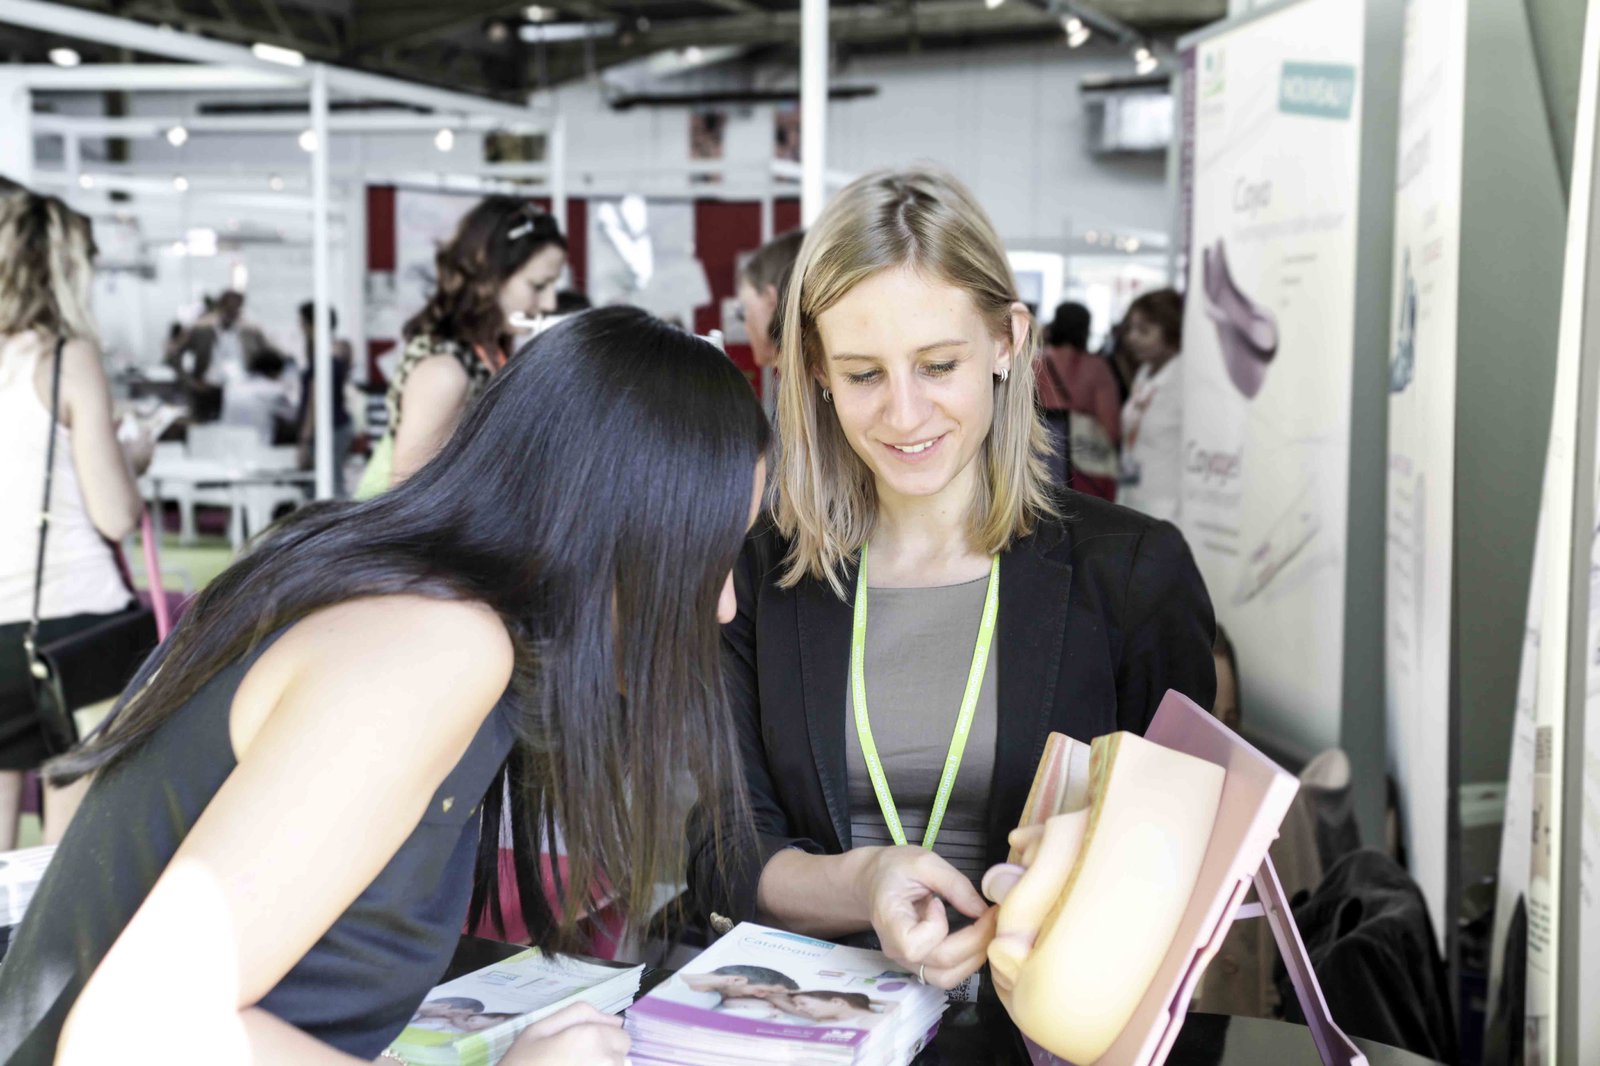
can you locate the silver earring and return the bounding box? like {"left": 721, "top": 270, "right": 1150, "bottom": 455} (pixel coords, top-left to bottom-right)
{"left": 822, "top": 388, "right": 832, "bottom": 403}
{"left": 997, "top": 368, "right": 1010, "bottom": 383}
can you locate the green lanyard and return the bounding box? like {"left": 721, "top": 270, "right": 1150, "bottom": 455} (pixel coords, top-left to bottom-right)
{"left": 851, "top": 545, "right": 1000, "bottom": 849}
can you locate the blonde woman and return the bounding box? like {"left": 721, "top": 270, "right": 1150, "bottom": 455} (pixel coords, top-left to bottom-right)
{"left": 687, "top": 170, "right": 1216, "bottom": 1004}
{"left": 0, "top": 191, "right": 152, "bottom": 849}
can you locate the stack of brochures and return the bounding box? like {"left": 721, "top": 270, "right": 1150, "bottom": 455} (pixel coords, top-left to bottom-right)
{"left": 387, "top": 948, "right": 643, "bottom": 1066}
{"left": 626, "top": 922, "right": 947, "bottom": 1065}
{"left": 0, "top": 845, "right": 57, "bottom": 955}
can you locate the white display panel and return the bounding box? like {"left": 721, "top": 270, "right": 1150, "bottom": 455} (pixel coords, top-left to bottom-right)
{"left": 1565, "top": 5, "right": 1600, "bottom": 1058}
{"left": 1179, "top": 0, "right": 1365, "bottom": 754}
{"left": 1515, "top": 5, "right": 1600, "bottom": 1052}
{"left": 1383, "top": 0, "right": 1466, "bottom": 949}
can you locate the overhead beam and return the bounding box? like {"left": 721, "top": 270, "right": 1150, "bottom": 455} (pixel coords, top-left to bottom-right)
{"left": 33, "top": 111, "right": 549, "bottom": 136}
{"left": 347, "top": 0, "right": 528, "bottom": 53}
{"left": 0, "top": 0, "right": 539, "bottom": 121}
{"left": 10, "top": 63, "right": 300, "bottom": 90}
{"left": 541, "top": 0, "right": 1062, "bottom": 81}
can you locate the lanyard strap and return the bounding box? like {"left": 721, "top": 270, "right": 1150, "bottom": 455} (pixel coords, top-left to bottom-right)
{"left": 851, "top": 545, "right": 1000, "bottom": 849}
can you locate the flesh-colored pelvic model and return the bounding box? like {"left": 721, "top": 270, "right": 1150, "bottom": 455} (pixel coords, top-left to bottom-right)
{"left": 981, "top": 732, "right": 1225, "bottom": 1064}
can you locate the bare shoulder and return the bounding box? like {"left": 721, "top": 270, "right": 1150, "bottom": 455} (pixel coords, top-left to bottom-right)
{"left": 231, "top": 595, "right": 513, "bottom": 755}
{"left": 35, "top": 336, "right": 109, "bottom": 423}
{"left": 292, "top": 595, "right": 511, "bottom": 677}
{"left": 404, "top": 351, "right": 471, "bottom": 396}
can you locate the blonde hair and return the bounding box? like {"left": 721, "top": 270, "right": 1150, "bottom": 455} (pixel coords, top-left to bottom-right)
{"left": 774, "top": 168, "right": 1054, "bottom": 593}
{"left": 0, "top": 190, "right": 100, "bottom": 344}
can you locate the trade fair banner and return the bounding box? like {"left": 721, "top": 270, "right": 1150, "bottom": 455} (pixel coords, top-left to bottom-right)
{"left": 1179, "top": 0, "right": 1364, "bottom": 755}
{"left": 1506, "top": 5, "right": 1600, "bottom": 1055}
{"left": 1384, "top": 0, "right": 1466, "bottom": 949}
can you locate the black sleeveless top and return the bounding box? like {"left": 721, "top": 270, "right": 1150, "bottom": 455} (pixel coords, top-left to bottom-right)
{"left": 0, "top": 628, "right": 518, "bottom": 1062}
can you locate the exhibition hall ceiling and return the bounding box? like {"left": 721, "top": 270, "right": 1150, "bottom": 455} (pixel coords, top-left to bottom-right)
{"left": 1, "top": 0, "right": 1223, "bottom": 97}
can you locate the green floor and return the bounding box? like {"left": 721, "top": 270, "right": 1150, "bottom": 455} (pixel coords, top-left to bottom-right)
{"left": 15, "top": 534, "right": 236, "bottom": 849}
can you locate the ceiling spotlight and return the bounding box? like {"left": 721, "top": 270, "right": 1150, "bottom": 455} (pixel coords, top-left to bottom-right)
{"left": 434, "top": 127, "right": 455, "bottom": 152}
{"left": 251, "top": 41, "right": 305, "bottom": 66}
{"left": 1134, "top": 45, "right": 1151, "bottom": 62}
{"left": 173, "top": 175, "right": 189, "bottom": 191}
{"left": 1068, "top": 25, "right": 1090, "bottom": 47}
{"left": 78, "top": 174, "right": 95, "bottom": 190}
{"left": 1135, "top": 52, "right": 1159, "bottom": 75}
{"left": 1065, "top": 16, "right": 1083, "bottom": 33}
{"left": 269, "top": 174, "right": 285, "bottom": 191}
{"left": 985, "top": 0, "right": 1006, "bottom": 9}
{"left": 48, "top": 47, "right": 81, "bottom": 68}
{"left": 486, "top": 18, "right": 512, "bottom": 43}
{"left": 524, "top": 4, "right": 554, "bottom": 20}
{"left": 166, "top": 125, "right": 189, "bottom": 147}
{"left": 298, "top": 129, "right": 318, "bottom": 153}
{"left": 684, "top": 46, "right": 704, "bottom": 63}
{"left": 1126, "top": 238, "right": 1141, "bottom": 252}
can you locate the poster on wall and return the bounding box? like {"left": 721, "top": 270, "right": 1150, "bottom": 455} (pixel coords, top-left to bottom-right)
{"left": 587, "top": 196, "right": 710, "bottom": 329}
{"left": 1384, "top": 0, "right": 1467, "bottom": 948}
{"left": 1179, "top": 0, "right": 1364, "bottom": 755}
{"left": 690, "top": 110, "right": 727, "bottom": 185}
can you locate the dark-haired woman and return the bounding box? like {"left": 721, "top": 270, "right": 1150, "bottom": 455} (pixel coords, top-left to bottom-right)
{"left": 358, "top": 197, "right": 568, "bottom": 497}
{"left": 1118, "top": 288, "right": 1185, "bottom": 522}
{"left": 0, "top": 308, "right": 769, "bottom": 1066}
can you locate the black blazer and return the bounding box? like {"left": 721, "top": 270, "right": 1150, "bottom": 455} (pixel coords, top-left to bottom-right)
{"left": 687, "top": 493, "right": 1217, "bottom": 925}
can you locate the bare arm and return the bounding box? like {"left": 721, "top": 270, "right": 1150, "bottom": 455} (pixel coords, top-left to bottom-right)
{"left": 756, "top": 847, "right": 878, "bottom": 937}
{"left": 53, "top": 338, "right": 147, "bottom": 541}
{"left": 56, "top": 596, "right": 516, "bottom": 1065}
{"left": 390, "top": 354, "right": 471, "bottom": 488}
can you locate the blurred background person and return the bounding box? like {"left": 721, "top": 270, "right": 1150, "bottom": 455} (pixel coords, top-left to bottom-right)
{"left": 1117, "top": 288, "right": 1185, "bottom": 522}
{"left": 219, "top": 348, "right": 296, "bottom": 445}
{"left": 1035, "top": 301, "right": 1121, "bottom": 502}
{"left": 295, "top": 300, "right": 355, "bottom": 497}
{"left": 0, "top": 191, "right": 153, "bottom": 850}
{"left": 168, "top": 289, "right": 287, "bottom": 423}
{"left": 357, "top": 197, "right": 567, "bottom": 497}
{"left": 737, "top": 229, "right": 805, "bottom": 419}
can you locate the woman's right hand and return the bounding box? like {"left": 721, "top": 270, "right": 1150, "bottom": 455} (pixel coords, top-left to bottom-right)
{"left": 857, "top": 845, "right": 997, "bottom": 990}
{"left": 500, "top": 1003, "right": 630, "bottom": 1065}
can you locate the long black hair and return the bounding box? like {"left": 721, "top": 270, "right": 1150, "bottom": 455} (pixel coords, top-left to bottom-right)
{"left": 49, "top": 306, "right": 768, "bottom": 950}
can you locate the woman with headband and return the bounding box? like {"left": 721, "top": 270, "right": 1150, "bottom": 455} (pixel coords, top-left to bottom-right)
{"left": 358, "top": 197, "right": 567, "bottom": 497}
{"left": 687, "top": 169, "right": 1215, "bottom": 1007}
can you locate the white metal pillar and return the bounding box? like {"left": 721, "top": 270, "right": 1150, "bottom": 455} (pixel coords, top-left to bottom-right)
{"left": 310, "top": 65, "right": 334, "bottom": 500}
{"left": 63, "top": 133, "right": 81, "bottom": 196}
{"left": 0, "top": 75, "right": 34, "bottom": 187}
{"left": 343, "top": 141, "right": 368, "bottom": 387}
{"left": 550, "top": 111, "right": 568, "bottom": 235}
{"left": 760, "top": 172, "right": 775, "bottom": 243}
{"left": 800, "top": 0, "right": 828, "bottom": 225}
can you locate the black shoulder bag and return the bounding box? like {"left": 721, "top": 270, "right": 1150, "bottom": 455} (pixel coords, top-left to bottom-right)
{"left": 24, "top": 338, "right": 160, "bottom": 755}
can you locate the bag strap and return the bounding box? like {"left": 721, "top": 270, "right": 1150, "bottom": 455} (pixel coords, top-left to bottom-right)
{"left": 142, "top": 510, "right": 171, "bottom": 640}
{"left": 25, "top": 336, "right": 67, "bottom": 674}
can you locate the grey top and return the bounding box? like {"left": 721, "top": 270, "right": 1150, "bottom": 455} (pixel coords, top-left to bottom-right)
{"left": 844, "top": 574, "right": 997, "bottom": 886}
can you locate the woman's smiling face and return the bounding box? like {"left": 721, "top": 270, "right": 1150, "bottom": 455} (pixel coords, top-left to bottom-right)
{"left": 814, "top": 266, "right": 1014, "bottom": 510}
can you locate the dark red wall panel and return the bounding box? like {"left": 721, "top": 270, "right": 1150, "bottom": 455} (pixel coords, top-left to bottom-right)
{"left": 694, "top": 200, "right": 764, "bottom": 389}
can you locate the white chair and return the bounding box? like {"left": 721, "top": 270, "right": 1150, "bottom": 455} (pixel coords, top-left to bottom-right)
{"left": 183, "top": 426, "right": 309, "bottom": 551}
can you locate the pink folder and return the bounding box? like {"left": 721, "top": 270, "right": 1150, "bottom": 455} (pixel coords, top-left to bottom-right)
{"left": 1022, "top": 690, "right": 1368, "bottom": 1066}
